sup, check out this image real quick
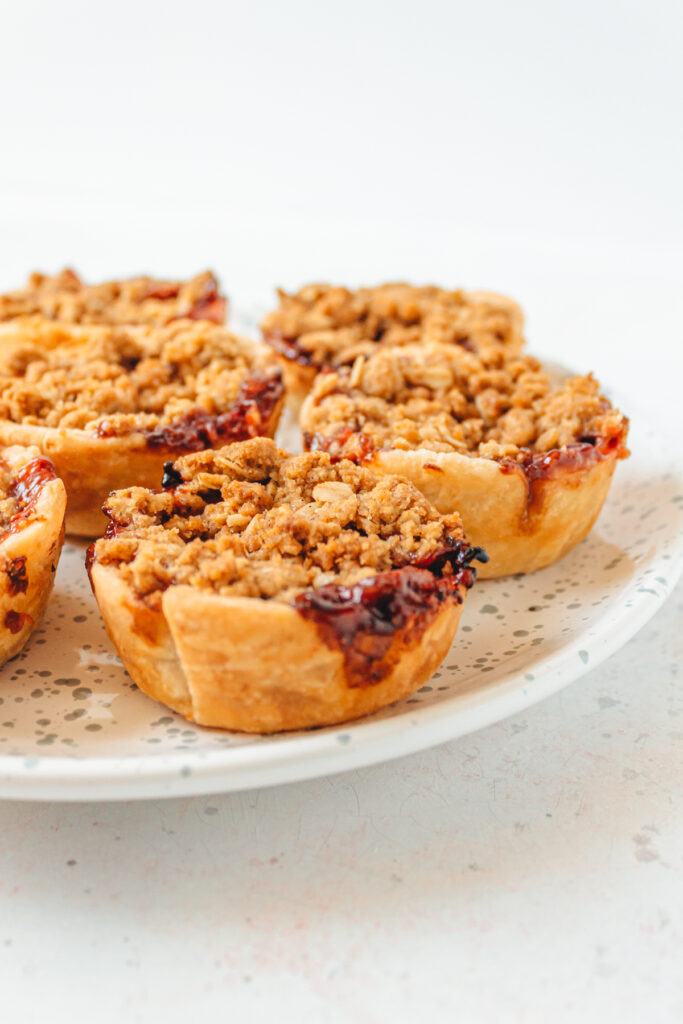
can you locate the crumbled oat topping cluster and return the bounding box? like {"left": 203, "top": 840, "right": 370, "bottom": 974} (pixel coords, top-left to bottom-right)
{"left": 0, "top": 321, "right": 276, "bottom": 436}
{"left": 0, "top": 269, "right": 225, "bottom": 326}
{"left": 92, "top": 437, "right": 466, "bottom": 604}
{"left": 262, "top": 282, "right": 524, "bottom": 368}
{"left": 303, "top": 343, "right": 627, "bottom": 461}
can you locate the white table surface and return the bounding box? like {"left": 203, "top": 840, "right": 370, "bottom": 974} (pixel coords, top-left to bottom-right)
{"left": 0, "top": 582, "right": 680, "bottom": 1023}
{"left": 1, "top": 0, "right": 683, "bottom": 1018}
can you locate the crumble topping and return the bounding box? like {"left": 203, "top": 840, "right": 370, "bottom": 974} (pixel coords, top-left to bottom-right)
{"left": 302, "top": 343, "right": 628, "bottom": 462}
{"left": 0, "top": 321, "right": 282, "bottom": 442}
{"left": 91, "top": 437, "right": 469, "bottom": 606}
{"left": 0, "top": 269, "right": 226, "bottom": 326}
{"left": 262, "top": 282, "right": 525, "bottom": 370}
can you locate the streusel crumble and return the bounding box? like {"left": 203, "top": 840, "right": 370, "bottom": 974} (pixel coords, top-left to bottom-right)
{"left": 302, "top": 343, "right": 628, "bottom": 465}
{"left": 0, "top": 320, "right": 283, "bottom": 446}
{"left": 92, "top": 437, "right": 481, "bottom": 606}
{"left": 262, "top": 282, "right": 525, "bottom": 373}
{"left": 0, "top": 269, "right": 226, "bottom": 326}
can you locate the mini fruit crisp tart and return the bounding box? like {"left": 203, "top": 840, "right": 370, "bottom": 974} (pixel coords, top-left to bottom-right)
{"left": 0, "top": 269, "right": 226, "bottom": 327}
{"left": 87, "top": 437, "right": 485, "bottom": 733}
{"left": 301, "top": 343, "right": 629, "bottom": 578}
{"left": 0, "top": 446, "right": 66, "bottom": 667}
{"left": 261, "top": 282, "right": 525, "bottom": 407}
{"left": 0, "top": 321, "right": 284, "bottom": 536}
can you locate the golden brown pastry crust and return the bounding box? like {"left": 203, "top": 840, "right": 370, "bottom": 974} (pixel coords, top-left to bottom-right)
{"left": 301, "top": 344, "right": 629, "bottom": 577}
{"left": 88, "top": 438, "right": 481, "bottom": 732}
{"left": 366, "top": 447, "right": 619, "bottom": 578}
{"left": 0, "top": 269, "right": 226, "bottom": 326}
{"left": 91, "top": 566, "right": 466, "bottom": 732}
{"left": 0, "top": 322, "right": 284, "bottom": 535}
{"left": 262, "top": 282, "right": 525, "bottom": 406}
{"left": 0, "top": 446, "right": 66, "bottom": 667}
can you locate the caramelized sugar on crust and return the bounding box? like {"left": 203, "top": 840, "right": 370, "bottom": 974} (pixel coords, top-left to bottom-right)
{"left": 0, "top": 321, "right": 283, "bottom": 445}
{"left": 0, "top": 269, "right": 226, "bottom": 326}
{"left": 262, "top": 282, "right": 525, "bottom": 370}
{"left": 91, "top": 437, "right": 477, "bottom": 608}
{"left": 303, "top": 343, "right": 628, "bottom": 463}
{"left": 0, "top": 452, "right": 57, "bottom": 536}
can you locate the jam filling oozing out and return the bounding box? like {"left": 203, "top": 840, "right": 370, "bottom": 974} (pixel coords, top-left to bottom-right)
{"left": 306, "top": 422, "right": 629, "bottom": 487}
{"left": 0, "top": 457, "right": 56, "bottom": 543}
{"left": 84, "top": 541, "right": 97, "bottom": 582}
{"left": 9, "top": 457, "right": 56, "bottom": 511}
{"left": 155, "top": 274, "right": 226, "bottom": 324}
{"left": 184, "top": 293, "right": 226, "bottom": 324}
{"left": 262, "top": 328, "right": 320, "bottom": 368}
{"left": 144, "top": 284, "right": 180, "bottom": 301}
{"left": 295, "top": 539, "right": 487, "bottom": 689}
{"left": 4, "top": 609, "right": 33, "bottom": 634}
{"left": 95, "top": 372, "right": 283, "bottom": 452}
{"left": 303, "top": 426, "right": 377, "bottom": 463}
{"left": 5, "top": 555, "right": 28, "bottom": 595}
{"left": 160, "top": 463, "right": 184, "bottom": 490}
{"left": 499, "top": 424, "right": 629, "bottom": 518}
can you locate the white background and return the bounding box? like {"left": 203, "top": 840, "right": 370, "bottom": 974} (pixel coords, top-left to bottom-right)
{"left": 1, "top": 0, "right": 682, "bottom": 1020}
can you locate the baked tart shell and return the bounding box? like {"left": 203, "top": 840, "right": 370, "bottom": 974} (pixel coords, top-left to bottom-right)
{"left": 90, "top": 564, "right": 467, "bottom": 733}
{"left": 367, "top": 445, "right": 620, "bottom": 578}
{"left": 0, "top": 447, "right": 66, "bottom": 667}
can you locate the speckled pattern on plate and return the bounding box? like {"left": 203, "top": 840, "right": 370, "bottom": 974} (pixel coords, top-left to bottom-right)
{"left": 0, "top": 364, "right": 680, "bottom": 799}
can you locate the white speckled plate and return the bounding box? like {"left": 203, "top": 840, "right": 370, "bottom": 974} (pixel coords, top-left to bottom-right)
{"left": 0, "top": 388, "right": 680, "bottom": 799}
